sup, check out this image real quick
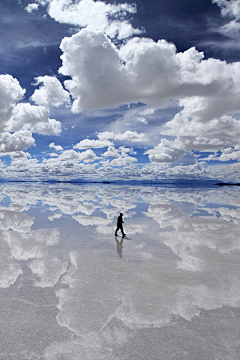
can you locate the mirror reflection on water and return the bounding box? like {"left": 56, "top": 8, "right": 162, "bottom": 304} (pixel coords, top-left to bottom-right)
{"left": 1, "top": 183, "right": 240, "bottom": 359}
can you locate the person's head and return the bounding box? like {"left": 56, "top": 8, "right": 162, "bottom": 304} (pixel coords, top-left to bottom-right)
{"left": 120, "top": 212, "right": 123, "bottom": 217}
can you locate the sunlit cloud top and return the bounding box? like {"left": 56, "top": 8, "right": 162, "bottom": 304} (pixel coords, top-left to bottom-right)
{"left": 0, "top": 0, "right": 240, "bottom": 182}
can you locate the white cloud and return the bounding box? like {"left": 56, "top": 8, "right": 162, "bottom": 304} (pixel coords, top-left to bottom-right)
{"left": 115, "top": 131, "right": 147, "bottom": 142}
{"left": 78, "top": 149, "right": 97, "bottom": 162}
{"left": 110, "top": 155, "right": 137, "bottom": 166}
{"left": 0, "top": 131, "right": 35, "bottom": 153}
{"left": 32, "top": 0, "right": 141, "bottom": 40}
{"left": 105, "top": 19, "right": 143, "bottom": 40}
{"left": 98, "top": 130, "right": 148, "bottom": 142}
{"left": 97, "top": 131, "right": 115, "bottom": 141}
{"left": 57, "top": 149, "right": 96, "bottom": 162}
{"left": 162, "top": 102, "right": 240, "bottom": 154}
{"left": 145, "top": 139, "right": 184, "bottom": 163}
{"left": 59, "top": 28, "right": 240, "bottom": 115}
{"left": 25, "top": 3, "right": 39, "bottom": 13}
{"left": 6, "top": 103, "right": 62, "bottom": 135}
{"left": 73, "top": 138, "right": 113, "bottom": 149}
{"left": 0, "top": 74, "right": 26, "bottom": 131}
{"left": 134, "top": 108, "right": 155, "bottom": 124}
{"left": 57, "top": 23, "right": 240, "bottom": 174}
{"left": 219, "top": 148, "right": 240, "bottom": 161}
{"left": 102, "top": 145, "right": 120, "bottom": 158}
{"left": 49, "top": 142, "right": 63, "bottom": 151}
{"left": 10, "top": 0, "right": 240, "bottom": 181}
{"left": 31, "top": 76, "right": 70, "bottom": 108}
{"left": 0, "top": 74, "right": 61, "bottom": 157}
{"left": 0, "top": 151, "right": 31, "bottom": 160}
{"left": 57, "top": 149, "right": 80, "bottom": 161}
{"left": 138, "top": 108, "right": 155, "bottom": 116}
{"left": 135, "top": 116, "right": 148, "bottom": 124}
{"left": 102, "top": 145, "right": 135, "bottom": 157}
{"left": 59, "top": 31, "right": 180, "bottom": 112}
{"left": 213, "top": 0, "right": 240, "bottom": 30}
{"left": 49, "top": 152, "right": 59, "bottom": 157}
{"left": 59, "top": 29, "right": 129, "bottom": 112}
{"left": 213, "top": 0, "right": 240, "bottom": 19}
{"left": 101, "top": 145, "right": 137, "bottom": 166}
{"left": 33, "top": 118, "right": 62, "bottom": 135}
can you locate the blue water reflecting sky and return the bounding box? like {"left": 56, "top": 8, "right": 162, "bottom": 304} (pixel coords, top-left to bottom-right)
{"left": 0, "top": 183, "right": 240, "bottom": 359}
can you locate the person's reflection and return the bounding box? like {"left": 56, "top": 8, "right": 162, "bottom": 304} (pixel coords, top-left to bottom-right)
{"left": 115, "top": 236, "right": 124, "bottom": 258}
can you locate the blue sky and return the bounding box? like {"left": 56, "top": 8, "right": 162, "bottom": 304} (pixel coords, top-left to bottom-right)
{"left": 1, "top": 0, "right": 240, "bottom": 182}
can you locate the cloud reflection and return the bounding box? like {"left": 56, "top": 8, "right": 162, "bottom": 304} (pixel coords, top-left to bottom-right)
{"left": 0, "top": 183, "right": 240, "bottom": 358}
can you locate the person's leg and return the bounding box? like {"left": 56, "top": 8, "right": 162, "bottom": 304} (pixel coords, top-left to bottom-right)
{"left": 115, "top": 226, "right": 119, "bottom": 236}
{"left": 120, "top": 226, "right": 125, "bottom": 237}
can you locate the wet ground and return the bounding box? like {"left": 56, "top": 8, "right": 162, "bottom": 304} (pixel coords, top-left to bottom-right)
{"left": 0, "top": 183, "right": 240, "bottom": 359}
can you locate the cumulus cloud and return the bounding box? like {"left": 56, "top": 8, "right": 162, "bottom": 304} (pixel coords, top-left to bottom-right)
{"left": 219, "top": 148, "right": 240, "bottom": 161}
{"left": 59, "top": 29, "right": 129, "bottom": 112}
{"left": 5, "top": 1, "right": 240, "bottom": 179}
{"left": 102, "top": 145, "right": 135, "bottom": 157}
{"left": 58, "top": 27, "right": 240, "bottom": 117}
{"left": 28, "top": 0, "right": 141, "bottom": 39}
{"left": 98, "top": 130, "right": 148, "bottom": 142}
{"left": 49, "top": 142, "right": 63, "bottom": 151}
{"left": 58, "top": 149, "right": 96, "bottom": 162}
{"left": 2, "top": 151, "right": 31, "bottom": 160}
{"left": 145, "top": 139, "right": 184, "bottom": 163}
{"left": 101, "top": 146, "right": 137, "bottom": 166}
{"left": 57, "top": 149, "right": 80, "bottom": 161}
{"left": 31, "top": 76, "right": 70, "bottom": 108}
{"left": 135, "top": 108, "right": 155, "bottom": 124}
{"left": 0, "top": 74, "right": 62, "bottom": 157}
{"left": 0, "top": 74, "right": 26, "bottom": 131}
{"left": 73, "top": 138, "right": 113, "bottom": 149}
{"left": 0, "top": 131, "right": 35, "bottom": 153}
{"left": 58, "top": 27, "right": 240, "bottom": 170}
{"left": 6, "top": 103, "right": 62, "bottom": 135}
{"left": 110, "top": 155, "right": 137, "bottom": 166}
{"left": 25, "top": 3, "right": 39, "bottom": 13}
{"left": 101, "top": 145, "right": 120, "bottom": 158}
{"left": 161, "top": 103, "right": 240, "bottom": 155}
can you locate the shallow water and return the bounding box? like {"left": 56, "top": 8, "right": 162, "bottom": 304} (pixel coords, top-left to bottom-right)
{"left": 0, "top": 183, "right": 240, "bottom": 359}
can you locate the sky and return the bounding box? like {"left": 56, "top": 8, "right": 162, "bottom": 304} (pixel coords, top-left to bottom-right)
{"left": 1, "top": 0, "right": 240, "bottom": 182}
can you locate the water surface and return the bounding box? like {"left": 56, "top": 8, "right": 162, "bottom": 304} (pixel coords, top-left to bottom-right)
{"left": 0, "top": 183, "right": 240, "bottom": 359}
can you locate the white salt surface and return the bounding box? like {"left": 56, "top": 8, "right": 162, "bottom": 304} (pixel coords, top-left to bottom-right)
{"left": 0, "top": 183, "right": 240, "bottom": 359}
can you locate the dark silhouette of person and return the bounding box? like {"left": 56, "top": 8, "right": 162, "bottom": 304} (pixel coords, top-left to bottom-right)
{"left": 115, "top": 212, "right": 125, "bottom": 237}
{"left": 115, "top": 236, "right": 124, "bottom": 258}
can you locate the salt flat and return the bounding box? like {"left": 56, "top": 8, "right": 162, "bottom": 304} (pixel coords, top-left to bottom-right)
{"left": 0, "top": 183, "right": 240, "bottom": 359}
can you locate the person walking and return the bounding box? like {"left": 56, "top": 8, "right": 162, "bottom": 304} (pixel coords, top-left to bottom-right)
{"left": 115, "top": 213, "right": 125, "bottom": 237}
